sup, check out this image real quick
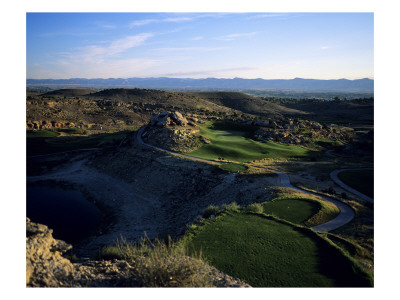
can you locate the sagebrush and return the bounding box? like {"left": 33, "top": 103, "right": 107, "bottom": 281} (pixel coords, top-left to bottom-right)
{"left": 100, "top": 237, "right": 214, "bottom": 287}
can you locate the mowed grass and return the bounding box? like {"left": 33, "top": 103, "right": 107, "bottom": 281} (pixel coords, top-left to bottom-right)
{"left": 187, "top": 121, "right": 313, "bottom": 163}
{"left": 182, "top": 212, "right": 372, "bottom": 287}
{"left": 338, "top": 169, "right": 374, "bottom": 198}
{"left": 262, "top": 198, "right": 319, "bottom": 225}
{"left": 266, "top": 188, "right": 340, "bottom": 227}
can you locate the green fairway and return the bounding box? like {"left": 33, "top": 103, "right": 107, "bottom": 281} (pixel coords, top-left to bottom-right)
{"left": 187, "top": 121, "right": 313, "bottom": 162}
{"left": 338, "top": 169, "right": 374, "bottom": 198}
{"left": 181, "top": 212, "right": 372, "bottom": 287}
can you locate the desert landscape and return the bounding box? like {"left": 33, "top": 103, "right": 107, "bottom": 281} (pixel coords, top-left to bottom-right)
{"left": 26, "top": 87, "right": 373, "bottom": 287}
{"left": 22, "top": 11, "right": 376, "bottom": 289}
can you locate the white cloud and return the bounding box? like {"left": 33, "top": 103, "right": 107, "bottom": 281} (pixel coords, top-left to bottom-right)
{"left": 248, "top": 13, "right": 290, "bottom": 19}
{"left": 129, "top": 19, "right": 158, "bottom": 27}
{"left": 190, "top": 36, "right": 204, "bottom": 41}
{"left": 107, "top": 34, "right": 153, "bottom": 56}
{"left": 93, "top": 21, "right": 117, "bottom": 29}
{"left": 320, "top": 46, "right": 332, "bottom": 50}
{"left": 162, "top": 67, "right": 259, "bottom": 78}
{"left": 163, "top": 17, "right": 193, "bottom": 23}
{"left": 33, "top": 33, "right": 158, "bottom": 78}
{"left": 129, "top": 16, "right": 194, "bottom": 28}
{"left": 218, "top": 32, "right": 257, "bottom": 41}
{"left": 35, "top": 58, "right": 160, "bottom": 79}
{"left": 154, "top": 46, "right": 227, "bottom": 52}
{"left": 65, "top": 33, "right": 153, "bottom": 62}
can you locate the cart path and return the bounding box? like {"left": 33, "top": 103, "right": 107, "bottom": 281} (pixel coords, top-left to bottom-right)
{"left": 330, "top": 168, "right": 373, "bottom": 203}
{"left": 137, "top": 126, "right": 355, "bottom": 232}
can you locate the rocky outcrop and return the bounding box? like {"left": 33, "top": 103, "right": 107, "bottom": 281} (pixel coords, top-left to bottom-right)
{"left": 26, "top": 120, "right": 79, "bottom": 130}
{"left": 143, "top": 111, "right": 202, "bottom": 152}
{"left": 150, "top": 111, "right": 188, "bottom": 127}
{"left": 26, "top": 218, "right": 75, "bottom": 287}
{"left": 251, "top": 118, "right": 352, "bottom": 145}
{"left": 142, "top": 126, "right": 202, "bottom": 152}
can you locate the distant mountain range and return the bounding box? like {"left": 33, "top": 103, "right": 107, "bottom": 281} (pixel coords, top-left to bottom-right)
{"left": 26, "top": 77, "right": 374, "bottom": 92}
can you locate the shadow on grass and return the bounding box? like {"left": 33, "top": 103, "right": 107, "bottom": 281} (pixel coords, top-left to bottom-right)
{"left": 26, "top": 130, "right": 137, "bottom": 156}
{"left": 294, "top": 226, "right": 373, "bottom": 287}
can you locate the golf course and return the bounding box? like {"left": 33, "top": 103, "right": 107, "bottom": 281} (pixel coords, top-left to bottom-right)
{"left": 188, "top": 121, "right": 314, "bottom": 162}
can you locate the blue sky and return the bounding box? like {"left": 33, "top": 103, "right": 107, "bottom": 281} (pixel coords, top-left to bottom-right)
{"left": 26, "top": 12, "right": 374, "bottom": 80}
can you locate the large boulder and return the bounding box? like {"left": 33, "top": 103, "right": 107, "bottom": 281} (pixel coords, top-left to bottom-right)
{"left": 172, "top": 111, "right": 188, "bottom": 126}
{"left": 149, "top": 111, "right": 188, "bottom": 127}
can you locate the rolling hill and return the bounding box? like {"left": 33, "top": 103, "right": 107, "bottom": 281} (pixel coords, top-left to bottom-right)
{"left": 40, "top": 88, "right": 99, "bottom": 97}
{"left": 187, "top": 91, "right": 305, "bottom": 117}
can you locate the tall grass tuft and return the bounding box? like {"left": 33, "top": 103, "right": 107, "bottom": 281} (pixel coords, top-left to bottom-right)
{"left": 246, "top": 203, "right": 264, "bottom": 214}
{"left": 99, "top": 237, "right": 214, "bottom": 287}
{"left": 202, "top": 205, "right": 220, "bottom": 218}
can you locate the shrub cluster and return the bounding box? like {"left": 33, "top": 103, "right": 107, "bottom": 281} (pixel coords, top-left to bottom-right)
{"left": 221, "top": 202, "right": 241, "bottom": 213}
{"left": 99, "top": 237, "right": 213, "bottom": 287}
{"left": 246, "top": 203, "right": 264, "bottom": 214}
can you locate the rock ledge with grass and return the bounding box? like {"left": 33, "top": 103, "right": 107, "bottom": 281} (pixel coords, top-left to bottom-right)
{"left": 26, "top": 219, "right": 251, "bottom": 287}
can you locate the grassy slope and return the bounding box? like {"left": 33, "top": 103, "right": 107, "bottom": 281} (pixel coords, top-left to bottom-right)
{"left": 338, "top": 169, "right": 374, "bottom": 198}
{"left": 188, "top": 122, "right": 313, "bottom": 162}
{"left": 182, "top": 212, "right": 372, "bottom": 287}
{"left": 280, "top": 101, "right": 373, "bottom": 124}
{"left": 188, "top": 91, "right": 306, "bottom": 117}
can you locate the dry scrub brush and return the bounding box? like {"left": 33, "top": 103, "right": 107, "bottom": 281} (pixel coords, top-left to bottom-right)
{"left": 100, "top": 237, "right": 214, "bottom": 287}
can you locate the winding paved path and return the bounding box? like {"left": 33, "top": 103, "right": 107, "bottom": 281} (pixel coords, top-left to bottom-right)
{"left": 137, "top": 126, "right": 355, "bottom": 232}
{"left": 330, "top": 168, "right": 373, "bottom": 203}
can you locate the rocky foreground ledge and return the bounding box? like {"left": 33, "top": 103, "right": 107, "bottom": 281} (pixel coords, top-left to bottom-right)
{"left": 26, "top": 218, "right": 250, "bottom": 287}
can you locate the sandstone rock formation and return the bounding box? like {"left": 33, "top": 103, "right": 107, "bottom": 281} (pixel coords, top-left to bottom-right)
{"left": 250, "top": 117, "right": 352, "bottom": 145}
{"left": 150, "top": 110, "right": 188, "bottom": 127}
{"left": 26, "top": 218, "right": 75, "bottom": 287}
{"left": 144, "top": 111, "right": 202, "bottom": 152}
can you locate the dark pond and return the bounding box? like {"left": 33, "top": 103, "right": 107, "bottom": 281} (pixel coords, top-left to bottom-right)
{"left": 26, "top": 184, "right": 102, "bottom": 244}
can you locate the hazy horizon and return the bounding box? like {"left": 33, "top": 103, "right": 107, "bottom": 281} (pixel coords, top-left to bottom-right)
{"left": 26, "top": 76, "right": 373, "bottom": 81}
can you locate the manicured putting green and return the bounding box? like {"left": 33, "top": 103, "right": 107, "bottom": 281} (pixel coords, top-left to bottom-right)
{"left": 182, "top": 212, "right": 372, "bottom": 287}
{"left": 188, "top": 122, "right": 312, "bottom": 162}
{"left": 262, "top": 198, "right": 320, "bottom": 225}
{"left": 338, "top": 169, "right": 373, "bottom": 198}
